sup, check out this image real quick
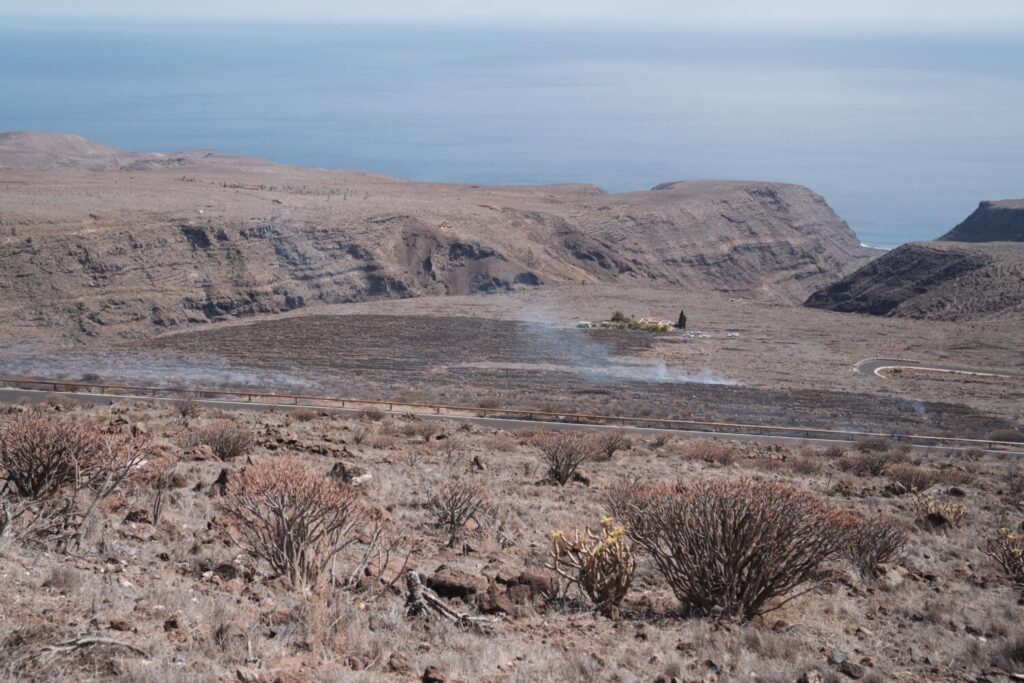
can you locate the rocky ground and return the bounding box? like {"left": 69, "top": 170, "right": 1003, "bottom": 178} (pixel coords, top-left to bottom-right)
{"left": 1, "top": 398, "right": 1023, "bottom": 682}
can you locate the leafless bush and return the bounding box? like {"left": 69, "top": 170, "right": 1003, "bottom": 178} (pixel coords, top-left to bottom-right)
{"left": 846, "top": 515, "right": 909, "bottom": 577}
{"left": 427, "top": 479, "right": 487, "bottom": 546}
{"left": 345, "top": 423, "right": 369, "bottom": 446}
{"left": 822, "top": 446, "right": 846, "bottom": 459}
{"left": 289, "top": 408, "right": 320, "bottom": 423}
{"left": 606, "top": 478, "right": 852, "bottom": 619}
{"left": 193, "top": 420, "right": 254, "bottom": 460}
{"left": 172, "top": 395, "right": 202, "bottom": 423}
{"left": 885, "top": 463, "right": 939, "bottom": 493}
{"left": 221, "top": 458, "right": 367, "bottom": 590}
{"left": 856, "top": 437, "right": 892, "bottom": 453}
{"left": 44, "top": 395, "right": 78, "bottom": 412}
{"left": 592, "top": 430, "right": 631, "bottom": 461}
{"left": 680, "top": 439, "right": 737, "bottom": 466}
{"left": 789, "top": 456, "right": 822, "bottom": 476}
{"left": 837, "top": 450, "right": 907, "bottom": 477}
{"left": 404, "top": 421, "right": 439, "bottom": 442}
{"left": 548, "top": 517, "right": 636, "bottom": 615}
{"left": 0, "top": 413, "right": 149, "bottom": 550}
{"left": 535, "top": 433, "right": 598, "bottom": 486}
{"left": 431, "top": 436, "right": 463, "bottom": 468}
{"left": 358, "top": 408, "right": 385, "bottom": 422}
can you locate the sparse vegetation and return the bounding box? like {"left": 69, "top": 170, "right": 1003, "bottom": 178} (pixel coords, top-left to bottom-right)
{"left": 548, "top": 517, "right": 636, "bottom": 615}
{"left": 984, "top": 528, "right": 1024, "bottom": 591}
{"left": 592, "top": 430, "right": 631, "bottom": 461}
{"left": 846, "top": 515, "right": 909, "bottom": 577}
{"left": 607, "top": 478, "right": 853, "bottom": 618}
{"left": 221, "top": 458, "right": 367, "bottom": 590}
{"left": 912, "top": 490, "right": 967, "bottom": 530}
{"left": 534, "top": 432, "right": 597, "bottom": 485}
{"left": 427, "top": 479, "right": 487, "bottom": 546}
{"left": 192, "top": 420, "right": 254, "bottom": 460}
{"left": 987, "top": 429, "right": 1024, "bottom": 443}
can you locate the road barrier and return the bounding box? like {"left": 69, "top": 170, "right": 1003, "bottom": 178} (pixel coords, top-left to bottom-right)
{"left": 0, "top": 375, "right": 1021, "bottom": 453}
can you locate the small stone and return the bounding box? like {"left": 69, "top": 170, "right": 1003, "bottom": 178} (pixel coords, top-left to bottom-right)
{"left": 840, "top": 660, "right": 866, "bottom": 679}
{"left": 387, "top": 652, "right": 413, "bottom": 674}
{"left": 422, "top": 665, "right": 446, "bottom": 683}
{"left": 798, "top": 671, "right": 825, "bottom": 683}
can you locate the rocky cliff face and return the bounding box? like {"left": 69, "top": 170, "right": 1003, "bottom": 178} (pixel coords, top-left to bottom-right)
{"left": 804, "top": 241, "right": 1024, "bottom": 321}
{"left": 0, "top": 134, "right": 875, "bottom": 341}
{"left": 940, "top": 199, "right": 1024, "bottom": 243}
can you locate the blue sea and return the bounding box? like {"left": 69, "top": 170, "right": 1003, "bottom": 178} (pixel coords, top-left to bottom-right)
{"left": 1, "top": 17, "right": 1022, "bottom": 247}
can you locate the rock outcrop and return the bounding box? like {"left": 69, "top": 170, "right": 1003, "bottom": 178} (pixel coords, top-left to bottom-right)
{"left": 939, "top": 199, "right": 1024, "bottom": 243}
{"left": 804, "top": 241, "right": 1024, "bottom": 321}
{"left": 0, "top": 133, "right": 875, "bottom": 340}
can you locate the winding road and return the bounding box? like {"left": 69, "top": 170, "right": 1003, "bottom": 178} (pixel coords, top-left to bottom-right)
{"left": 855, "top": 358, "right": 1019, "bottom": 380}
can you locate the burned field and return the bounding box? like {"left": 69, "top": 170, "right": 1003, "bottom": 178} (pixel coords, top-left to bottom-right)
{"left": 142, "top": 314, "right": 1012, "bottom": 438}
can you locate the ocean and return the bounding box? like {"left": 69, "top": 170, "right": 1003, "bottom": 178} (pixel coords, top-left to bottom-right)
{"left": 1, "top": 17, "right": 1022, "bottom": 247}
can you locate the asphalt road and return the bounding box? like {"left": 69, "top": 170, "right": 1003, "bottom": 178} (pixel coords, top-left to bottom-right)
{"left": 3, "top": 387, "right": 1021, "bottom": 457}
{"left": 855, "top": 358, "right": 1019, "bottom": 379}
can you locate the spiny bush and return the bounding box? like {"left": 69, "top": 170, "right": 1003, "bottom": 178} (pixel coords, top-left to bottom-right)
{"left": 193, "top": 420, "right": 254, "bottom": 460}
{"left": 427, "top": 479, "right": 487, "bottom": 547}
{"left": 548, "top": 517, "right": 636, "bottom": 615}
{"left": 593, "top": 430, "right": 631, "bottom": 461}
{"left": 222, "top": 459, "right": 366, "bottom": 590}
{"left": 535, "top": 432, "right": 598, "bottom": 486}
{"left": 846, "top": 515, "right": 909, "bottom": 577}
{"left": 0, "top": 412, "right": 149, "bottom": 550}
{"left": 606, "top": 478, "right": 852, "bottom": 619}
{"left": 984, "top": 528, "right": 1024, "bottom": 590}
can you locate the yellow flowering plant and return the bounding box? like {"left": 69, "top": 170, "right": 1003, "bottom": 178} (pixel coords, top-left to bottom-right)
{"left": 547, "top": 516, "right": 636, "bottom": 616}
{"left": 984, "top": 527, "right": 1024, "bottom": 590}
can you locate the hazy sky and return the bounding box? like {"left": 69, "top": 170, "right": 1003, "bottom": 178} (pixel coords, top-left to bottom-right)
{"left": 5, "top": 0, "right": 1024, "bottom": 31}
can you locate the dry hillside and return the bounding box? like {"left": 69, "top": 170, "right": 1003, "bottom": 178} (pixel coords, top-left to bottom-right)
{"left": 0, "top": 133, "right": 874, "bottom": 342}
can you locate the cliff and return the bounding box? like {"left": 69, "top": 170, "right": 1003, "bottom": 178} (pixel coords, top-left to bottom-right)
{"left": 0, "top": 133, "right": 875, "bottom": 340}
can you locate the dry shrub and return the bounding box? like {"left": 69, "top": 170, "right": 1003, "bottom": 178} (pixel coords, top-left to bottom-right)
{"left": 837, "top": 450, "right": 907, "bottom": 477}
{"left": 427, "top": 479, "right": 487, "bottom": 546}
{"left": 592, "top": 430, "right": 631, "bottom": 461}
{"left": 0, "top": 412, "right": 149, "bottom": 550}
{"left": 173, "top": 395, "right": 202, "bottom": 423}
{"left": 193, "top": 420, "right": 254, "bottom": 460}
{"left": 221, "top": 458, "right": 367, "bottom": 589}
{"left": 403, "top": 421, "right": 438, "bottom": 442}
{"left": 480, "top": 433, "right": 517, "bottom": 453}
{"left": 679, "top": 439, "right": 736, "bottom": 466}
{"left": 535, "top": 432, "right": 598, "bottom": 485}
{"left": 885, "top": 463, "right": 939, "bottom": 493}
{"left": 822, "top": 445, "right": 846, "bottom": 459}
{"left": 350, "top": 423, "right": 371, "bottom": 445}
{"left": 856, "top": 437, "right": 892, "bottom": 453}
{"left": 984, "top": 528, "right": 1024, "bottom": 590}
{"left": 358, "top": 408, "right": 385, "bottom": 422}
{"left": 606, "top": 478, "right": 851, "bottom": 619}
{"left": 847, "top": 515, "right": 909, "bottom": 577}
{"left": 289, "top": 408, "right": 321, "bottom": 423}
{"left": 548, "top": 517, "right": 636, "bottom": 615}
{"left": 789, "top": 456, "right": 822, "bottom": 476}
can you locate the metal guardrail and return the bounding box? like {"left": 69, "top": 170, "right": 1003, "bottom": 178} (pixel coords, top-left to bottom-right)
{"left": 1, "top": 375, "right": 1021, "bottom": 452}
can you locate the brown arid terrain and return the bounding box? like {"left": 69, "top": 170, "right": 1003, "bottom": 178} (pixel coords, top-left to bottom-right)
{"left": 805, "top": 200, "right": 1024, "bottom": 323}
{"left": 1, "top": 134, "right": 1023, "bottom": 683}
{"left": 0, "top": 133, "right": 873, "bottom": 342}
{"left": 1, "top": 399, "right": 1024, "bottom": 682}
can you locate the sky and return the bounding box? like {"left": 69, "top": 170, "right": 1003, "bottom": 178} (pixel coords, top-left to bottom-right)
{"left": 4, "top": 0, "right": 1024, "bottom": 32}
